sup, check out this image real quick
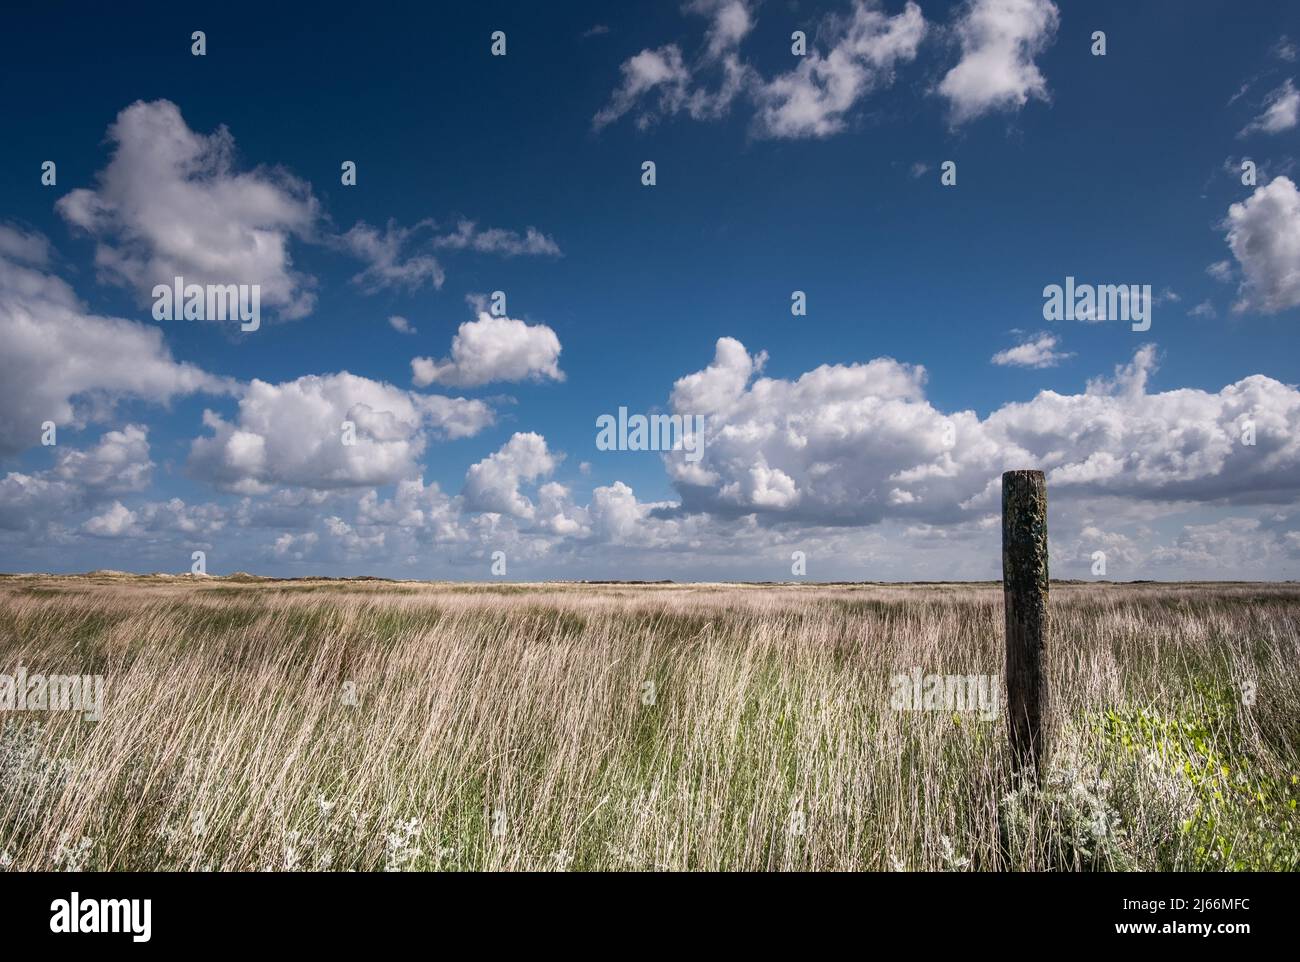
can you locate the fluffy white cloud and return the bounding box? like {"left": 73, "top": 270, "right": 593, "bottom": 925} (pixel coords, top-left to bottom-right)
{"left": 663, "top": 338, "right": 1300, "bottom": 526}
{"left": 50, "top": 101, "right": 561, "bottom": 313}
{"left": 53, "top": 424, "right": 152, "bottom": 492}
{"left": 0, "top": 243, "right": 229, "bottom": 457}
{"left": 81, "top": 497, "right": 225, "bottom": 540}
{"left": 82, "top": 500, "right": 137, "bottom": 537}
{"left": 1239, "top": 79, "right": 1300, "bottom": 136}
{"left": 752, "top": 0, "right": 927, "bottom": 138}
{"left": 1148, "top": 517, "right": 1286, "bottom": 573}
{"left": 0, "top": 425, "right": 161, "bottom": 534}
{"left": 388, "top": 315, "right": 416, "bottom": 335}
{"left": 587, "top": 481, "right": 670, "bottom": 545}
{"left": 357, "top": 476, "right": 466, "bottom": 541}
{"left": 0, "top": 471, "right": 80, "bottom": 532}
{"left": 232, "top": 488, "right": 333, "bottom": 531}
{"left": 56, "top": 100, "right": 320, "bottom": 318}
{"left": 16, "top": 348, "right": 1299, "bottom": 578}
{"left": 937, "top": 0, "right": 1059, "bottom": 124}
{"left": 982, "top": 346, "right": 1300, "bottom": 503}
{"left": 534, "top": 481, "right": 589, "bottom": 537}
{"left": 666, "top": 337, "right": 971, "bottom": 523}
{"left": 990, "top": 332, "right": 1071, "bottom": 368}
{"left": 271, "top": 530, "right": 320, "bottom": 561}
{"left": 411, "top": 312, "right": 564, "bottom": 388}
{"left": 669, "top": 335, "right": 769, "bottom": 414}
{"left": 189, "top": 372, "right": 494, "bottom": 493}
{"left": 1222, "top": 176, "right": 1300, "bottom": 313}
{"left": 318, "top": 515, "right": 386, "bottom": 555}
{"left": 137, "top": 498, "right": 226, "bottom": 537}
{"left": 462, "top": 432, "right": 560, "bottom": 519}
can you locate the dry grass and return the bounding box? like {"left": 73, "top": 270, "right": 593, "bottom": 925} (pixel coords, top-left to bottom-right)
{"left": 0, "top": 575, "right": 1296, "bottom": 871}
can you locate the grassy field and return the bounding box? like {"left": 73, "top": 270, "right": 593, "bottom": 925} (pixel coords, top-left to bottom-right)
{"left": 0, "top": 574, "right": 1296, "bottom": 872}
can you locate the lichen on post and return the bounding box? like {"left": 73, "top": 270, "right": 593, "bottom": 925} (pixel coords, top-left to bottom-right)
{"left": 1002, "top": 469, "right": 1049, "bottom": 776}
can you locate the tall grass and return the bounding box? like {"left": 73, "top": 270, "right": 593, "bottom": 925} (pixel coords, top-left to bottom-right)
{"left": 0, "top": 576, "right": 1296, "bottom": 871}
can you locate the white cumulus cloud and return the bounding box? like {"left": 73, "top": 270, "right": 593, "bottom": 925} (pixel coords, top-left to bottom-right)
{"left": 0, "top": 240, "right": 230, "bottom": 458}
{"left": 1222, "top": 176, "right": 1300, "bottom": 313}
{"left": 56, "top": 100, "right": 320, "bottom": 319}
{"left": 462, "top": 432, "right": 560, "bottom": 519}
{"left": 662, "top": 338, "right": 1300, "bottom": 526}
{"left": 53, "top": 424, "right": 152, "bottom": 493}
{"left": 411, "top": 312, "right": 564, "bottom": 388}
{"left": 188, "top": 373, "right": 493, "bottom": 493}
{"left": 937, "top": 0, "right": 1059, "bottom": 125}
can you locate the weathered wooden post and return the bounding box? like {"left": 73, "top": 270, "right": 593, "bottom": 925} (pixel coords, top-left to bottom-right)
{"left": 1002, "top": 470, "right": 1049, "bottom": 776}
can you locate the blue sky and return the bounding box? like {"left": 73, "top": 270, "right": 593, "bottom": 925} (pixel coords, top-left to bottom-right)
{"left": 3, "top": 0, "right": 1300, "bottom": 580}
